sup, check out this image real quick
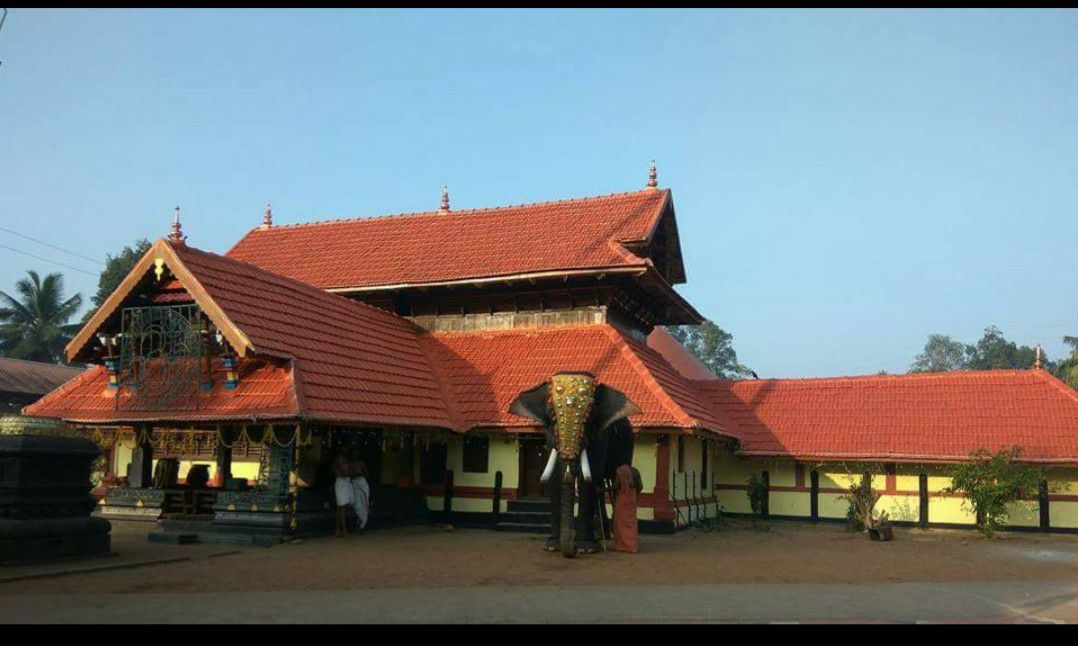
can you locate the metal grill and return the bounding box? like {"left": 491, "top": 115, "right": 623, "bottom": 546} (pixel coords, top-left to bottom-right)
{"left": 117, "top": 305, "right": 204, "bottom": 411}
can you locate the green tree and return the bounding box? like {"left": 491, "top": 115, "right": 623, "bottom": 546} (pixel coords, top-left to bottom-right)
{"left": 909, "top": 334, "right": 969, "bottom": 373}
{"left": 82, "top": 239, "right": 151, "bottom": 322}
{"left": 1056, "top": 336, "right": 1078, "bottom": 389}
{"left": 965, "top": 325, "right": 1043, "bottom": 371}
{"left": 666, "top": 320, "right": 752, "bottom": 379}
{"left": 945, "top": 447, "right": 1046, "bottom": 536}
{"left": 0, "top": 270, "right": 83, "bottom": 363}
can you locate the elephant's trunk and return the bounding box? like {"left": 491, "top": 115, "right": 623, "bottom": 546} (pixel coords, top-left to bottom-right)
{"left": 559, "top": 461, "right": 576, "bottom": 558}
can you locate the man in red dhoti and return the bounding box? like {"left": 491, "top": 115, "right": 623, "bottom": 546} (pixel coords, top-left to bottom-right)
{"left": 613, "top": 463, "right": 642, "bottom": 553}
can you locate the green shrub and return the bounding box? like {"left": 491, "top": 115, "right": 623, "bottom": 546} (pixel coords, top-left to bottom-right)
{"left": 945, "top": 447, "right": 1046, "bottom": 536}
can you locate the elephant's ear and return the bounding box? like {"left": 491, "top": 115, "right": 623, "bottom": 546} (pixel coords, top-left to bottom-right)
{"left": 509, "top": 381, "right": 551, "bottom": 426}
{"left": 592, "top": 384, "right": 642, "bottom": 432}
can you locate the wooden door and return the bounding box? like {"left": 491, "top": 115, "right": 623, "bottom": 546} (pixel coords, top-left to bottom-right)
{"left": 517, "top": 438, "right": 548, "bottom": 500}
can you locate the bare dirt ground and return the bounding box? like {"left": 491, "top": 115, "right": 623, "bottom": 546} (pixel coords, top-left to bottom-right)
{"left": 5, "top": 518, "right": 1078, "bottom": 595}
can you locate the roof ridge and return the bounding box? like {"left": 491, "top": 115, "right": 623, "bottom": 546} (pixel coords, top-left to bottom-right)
{"left": 231, "top": 188, "right": 666, "bottom": 234}
{"left": 599, "top": 325, "right": 697, "bottom": 429}
{"left": 1031, "top": 368, "right": 1078, "bottom": 403}
{"left": 722, "top": 368, "right": 1045, "bottom": 387}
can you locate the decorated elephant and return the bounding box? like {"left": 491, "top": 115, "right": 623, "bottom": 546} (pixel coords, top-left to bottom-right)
{"left": 509, "top": 372, "right": 640, "bottom": 557}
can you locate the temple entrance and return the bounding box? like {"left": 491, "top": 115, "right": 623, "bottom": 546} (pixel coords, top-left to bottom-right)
{"left": 517, "top": 437, "right": 548, "bottom": 500}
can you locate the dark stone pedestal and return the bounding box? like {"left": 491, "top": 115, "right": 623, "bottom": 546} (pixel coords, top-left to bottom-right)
{"left": 0, "top": 416, "right": 112, "bottom": 565}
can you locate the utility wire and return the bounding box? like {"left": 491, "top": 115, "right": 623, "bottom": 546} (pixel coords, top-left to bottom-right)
{"left": 0, "top": 243, "right": 99, "bottom": 276}
{"left": 0, "top": 225, "right": 102, "bottom": 265}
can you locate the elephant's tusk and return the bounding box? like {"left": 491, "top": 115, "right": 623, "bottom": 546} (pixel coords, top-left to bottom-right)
{"left": 539, "top": 449, "right": 558, "bottom": 483}
{"left": 580, "top": 449, "right": 592, "bottom": 482}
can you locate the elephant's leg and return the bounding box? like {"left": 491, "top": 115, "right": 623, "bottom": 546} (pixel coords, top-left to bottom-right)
{"left": 574, "top": 481, "right": 600, "bottom": 553}
{"left": 545, "top": 462, "right": 560, "bottom": 552}
{"left": 575, "top": 443, "right": 609, "bottom": 554}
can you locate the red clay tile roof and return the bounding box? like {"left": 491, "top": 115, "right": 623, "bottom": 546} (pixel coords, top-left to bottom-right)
{"left": 0, "top": 357, "right": 85, "bottom": 397}
{"left": 24, "top": 359, "right": 299, "bottom": 424}
{"left": 33, "top": 239, "right": 456, "bottom": 429}
{"left": 696, "top": 370, "right": 1078, "bottom": 465}
{"left": 226, "top": 189, "right": 672, "bottom": 291}
{"left": 420, "top": 324, "right": 736, "bottom": 438}
{"left": 646, "top": 328, "right": 718, "bottom": 381}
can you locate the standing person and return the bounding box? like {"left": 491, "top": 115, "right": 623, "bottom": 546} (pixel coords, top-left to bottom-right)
{"left": 612, "top": 463, "right": 641, "bottom": 553}
{"left": 333, "top": 453, "right": 354, "bottom": 538}
{"left": 350, "top": 459, "right": 371, "bottom": 532}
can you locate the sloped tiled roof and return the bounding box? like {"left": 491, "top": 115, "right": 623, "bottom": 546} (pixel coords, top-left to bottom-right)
{"left": 0, "top": 357, "right": 85, "bottom": 397}
{"left": 226, "top": 189, "right": 672, "bottom": 290}
{"left": 24, "top": 359, "right": 299, "bottom": 423}
{"left": 34, "top": 239, "right": 456, "bottom": 429}
{"left": 696, "top": 370, "right": 1078, "bottom": 464}
{"left": 646, "top": 327, "right": 718, "bottom": 380}
{"left": 421, "top": 324, "right": 736, "bottom": 438}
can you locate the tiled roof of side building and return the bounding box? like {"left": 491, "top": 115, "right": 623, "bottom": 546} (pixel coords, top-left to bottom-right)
{"left": 226, "top": 189, "right": 672, "bottom": 290}
{"left": 421, "top": 324, "right": 737, "bottom": 438}
{"left": 695, "top": 370, "right": 1078, "bottom": 465}
{"left": 0, "top": 357, "right": 86, "bottom": 397}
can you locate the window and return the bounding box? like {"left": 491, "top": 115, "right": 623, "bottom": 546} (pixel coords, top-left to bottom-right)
{"left": 462, "top": 436, "right": 489, "bottom": 473}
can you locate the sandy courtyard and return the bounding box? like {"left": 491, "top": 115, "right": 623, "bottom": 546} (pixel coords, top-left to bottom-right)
{"left": 5, "top": 518, "right": 1078, "bottom": 596}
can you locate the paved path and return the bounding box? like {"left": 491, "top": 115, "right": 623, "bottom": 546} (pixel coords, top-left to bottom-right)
{"left": 0, "top": 581, "right": 1074, "bottom": 623}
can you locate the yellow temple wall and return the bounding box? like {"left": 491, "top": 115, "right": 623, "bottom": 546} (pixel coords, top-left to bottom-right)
{"left": 712, "top": 452, "right": 1078, "bottom": 532}
{"left": 112, "top": 443, "right": 259, "bottom": 484}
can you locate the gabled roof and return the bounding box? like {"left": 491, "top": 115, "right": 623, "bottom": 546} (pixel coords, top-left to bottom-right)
{"left": 421, "top": 324, "right": 736, "bottom": 438}
{"left": 0, "top": 357, "right": 85, "bottom": 397}
{"left": 226, "top": 189, "right": 680, "bottom": 292}
{"left": 52, "top": 239, "right": 455, "bottom": 429}
{"left": 696, "top": 369, "right": 1078, "bottom": 465}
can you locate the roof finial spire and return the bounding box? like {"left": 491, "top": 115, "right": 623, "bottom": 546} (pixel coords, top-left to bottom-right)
{"left": 261, "top": 203, "right": 273, "bottom": 229}
{"left": 439, "top": 185, "right": 450, "bottom": 213}
{"left": 647, "top": 159, "right": 658, "bottom": 189}
{"left": 1034, "top": 344, "right": 1044, "bottom": 370}
{"left": 168, "top": 206, "right": 186, "bottom": 244}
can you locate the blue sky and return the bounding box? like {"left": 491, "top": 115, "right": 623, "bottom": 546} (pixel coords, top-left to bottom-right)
{"left": 1, "top": 9, "right": 1076, "bottom": 377}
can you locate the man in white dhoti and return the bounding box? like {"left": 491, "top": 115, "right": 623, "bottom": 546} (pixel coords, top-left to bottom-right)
{"left": 350, "top": 460, "right": 371, "bottom": 532}
{"left": 333, "top": 454, "right": 354, "bottom": 537}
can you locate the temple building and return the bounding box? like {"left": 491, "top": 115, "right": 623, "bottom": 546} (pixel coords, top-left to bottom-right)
{"left": 24, "top": 170, "right": 1078, "bottom": 540}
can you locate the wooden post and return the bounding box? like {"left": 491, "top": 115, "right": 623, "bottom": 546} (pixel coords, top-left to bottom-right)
{"left": 443, "top": 469, "right": 454, "bottom": 513}
{"left": 761, "top": 471, "right": 770, "bottom": 519}
{"left": 398, "top": 431, "right": 415, "bottom": 488}
{"left": 1038, "top": 479, "right": 1050, "bottom": 533}
{"left": 129, "top": 424, "right": 154, "bottom": 489}
{"left": 918, "top": 473, "right": 929, "bottom": 528}
{"left": 215, "top": 425, "right": 233, "bottom": 487}
{"left": 492, "top": 470, "right": 503, "bottom": 518}
{"left": 810, "top": 470, "right": 819, "bottom": 522}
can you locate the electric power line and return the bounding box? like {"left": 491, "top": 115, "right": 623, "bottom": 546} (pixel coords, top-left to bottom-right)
{"left": 0, "top": 225, "right": 102, "bottom": 265}
{"left": 0, "top": 243, "right": 99, "bottom": 276}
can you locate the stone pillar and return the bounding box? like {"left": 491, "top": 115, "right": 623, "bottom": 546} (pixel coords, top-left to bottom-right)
{"left": 128, "top": 425, "right": 154, "bottom": 489}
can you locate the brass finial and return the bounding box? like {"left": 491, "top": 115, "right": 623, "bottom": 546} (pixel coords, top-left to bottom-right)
{"left": 261, "top": 204, "right": 273, "bottom": 229}
{"left": 1034, "top": 344, "right": 1043, "bottom": 369}
{"left": 647, "top": 159, "right": 658, "bottom": 189}
{"left": 439, "top": 186, "right": 450, "bottom": 213}
{"left": 168, "top": 206, "right": 186, "bottom": 244}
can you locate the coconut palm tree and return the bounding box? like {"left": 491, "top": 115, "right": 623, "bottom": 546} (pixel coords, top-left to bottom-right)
{"left": 1060, "top": 336, "right": 1078, "bottom": 390}
{"left": 0, "top": 270, "right": 83, "bottom": 364}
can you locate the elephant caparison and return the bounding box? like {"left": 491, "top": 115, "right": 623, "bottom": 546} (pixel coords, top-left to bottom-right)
{"left": 509, "top": 372, "right": 640, "bottom": 557}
